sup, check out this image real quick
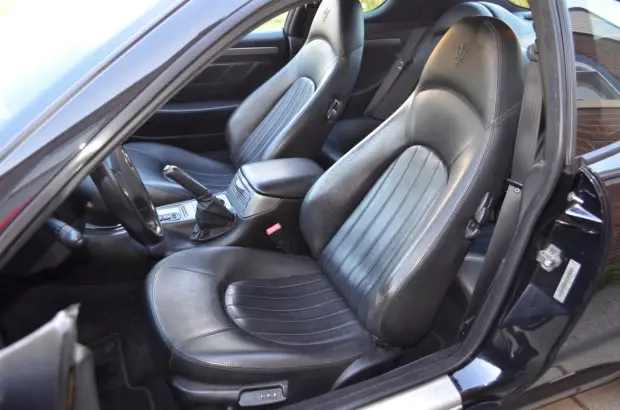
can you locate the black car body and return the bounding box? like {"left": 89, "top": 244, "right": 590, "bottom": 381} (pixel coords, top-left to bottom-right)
{"left": 0, "top": 0, "right": 619, "bottom": 409}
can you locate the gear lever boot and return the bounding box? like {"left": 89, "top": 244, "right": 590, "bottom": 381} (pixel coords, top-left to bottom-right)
{"left": 163, "top": 165, "right": 235, "bottom": 241}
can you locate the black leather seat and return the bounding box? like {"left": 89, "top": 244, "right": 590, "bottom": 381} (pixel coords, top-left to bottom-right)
{"left": 126, "top": 0, "right": 364, "bottom": 206}
{"left": 146, "top": 17, "right": 524, "bottom": 405}
{"left": 320, "top": 1, "right": 535, "bottom": 167}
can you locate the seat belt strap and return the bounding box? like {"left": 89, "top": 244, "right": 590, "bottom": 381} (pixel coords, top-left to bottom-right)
{"left": 364, "top": 27, "right": 427, "bottom": 119}
{"left": 511, "top": 44, "right": 543, "bottom": 184}
{"left": 303, "top": 2, "right": 320, "bottom": 39}
{"left": 462, "top": 44, "right": 543, "bottom": 324}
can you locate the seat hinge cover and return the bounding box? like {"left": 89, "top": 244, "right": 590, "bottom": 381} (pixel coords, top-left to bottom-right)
{"left": 465, "top": 192, "right": 493, "bottom": 239}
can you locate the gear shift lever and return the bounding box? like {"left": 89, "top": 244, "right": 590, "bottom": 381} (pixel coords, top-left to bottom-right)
{"left": 163, "top": 165, "right": 235, "bottom": 242}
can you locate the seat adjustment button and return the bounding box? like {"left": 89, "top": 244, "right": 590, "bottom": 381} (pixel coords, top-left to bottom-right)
{"left": 239, "top": 387, "right": 286, "bottom": 407}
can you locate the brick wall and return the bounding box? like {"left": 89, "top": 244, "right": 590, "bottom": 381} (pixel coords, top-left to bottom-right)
{"left": 574, "top": 35, "right": 620, "bottom": 82}
{"left": 576, "top": 107, "right": 620, "bottom": 155}
{"left": 573, "top": 31, "right": 620, "bottom": 264}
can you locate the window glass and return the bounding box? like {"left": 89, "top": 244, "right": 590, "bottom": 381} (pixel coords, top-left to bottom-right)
{"left": 360, "top": 0, "right": 388, "bottom": 12}
{"left": 0, "top": 0, "right": 174, "bottom": 142}
{"left": 508, "top": 0, "right": 530, "bottom": 8}
{"left": 565, "top": 0, "right": 620, "bottom": 156}
{"left": 254, "top": 12, "right": 288, "bottom": 32}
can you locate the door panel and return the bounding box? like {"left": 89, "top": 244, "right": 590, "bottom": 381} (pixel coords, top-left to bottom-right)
{"left": 0, "top": 306, "right": 100, "bottom": 410}
{"left": 134, "top": 29, "right": 288, "bottom": 153}
{"left": 452, "top": 165, "right": 612, "bottom": 405}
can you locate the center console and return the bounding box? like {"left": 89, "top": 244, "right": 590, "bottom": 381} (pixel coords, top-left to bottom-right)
{"left": 84, "top": 157, "right": 323, "bottom": 260}
{"left": 156, "top": 157, "right": 324, "bottom": 255}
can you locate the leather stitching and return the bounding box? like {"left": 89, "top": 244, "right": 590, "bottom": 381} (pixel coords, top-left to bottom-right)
{"left": 265, "top": 65, "right": 340, "bottom": 161}
{"left": 354, "top": 156, "right": 445, "bottom": 308}
{"left": 228, "top": 287, "right": 332, "bottom": 300}
{"left": 323, "top": 149, "right": 420, "bottom": 281}
{"left": 224, "top": 298, "right": 342, "bottom": 313}
{"left": 236, "top": 77, "right": 316, "bottom": 164}
{"left": 230, "top": 309, "right": 351, "bottom": 323}
{"left": 170, "top": 346, "right": 363, "bottom": 373}
{"left": 378, "top": 19, "right": 511, "bottom": 340}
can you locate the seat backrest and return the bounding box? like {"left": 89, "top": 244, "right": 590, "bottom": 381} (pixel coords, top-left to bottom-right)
{"left": 370, "top": 1, "right": 534, "bottom": 120}
{"left": 300, "top": 17, "right": 524, "bottom": 346}
{"left": 225, "top": 0, "right": 364, "bottom": 168}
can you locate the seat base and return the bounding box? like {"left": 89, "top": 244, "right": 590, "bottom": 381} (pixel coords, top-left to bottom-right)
{"left": 146, "top": 247, "right": 373, "bottom": 405}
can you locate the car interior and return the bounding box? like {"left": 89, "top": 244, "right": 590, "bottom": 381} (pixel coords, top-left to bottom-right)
{"left": 0, "top": 0, "right": 541, "bottom": 409}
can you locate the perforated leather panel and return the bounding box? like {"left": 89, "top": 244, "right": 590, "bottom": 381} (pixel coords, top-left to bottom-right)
{"left": 320, "top": 146, "right": 448, "bottom": 325}
{"left": 234, "top": 77, "right": 316, "bottom": 166}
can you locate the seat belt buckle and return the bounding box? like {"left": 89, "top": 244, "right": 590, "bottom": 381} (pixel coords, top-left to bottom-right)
{"left": 396, "top": 54, "right": 405, "bottom": 70}
{"left": 266, "top": 223, "right": 299, "bottom": 254}
{"left": 326, "top": 99, "right": 342, "bottom": 122}
{"left": 505, "top": 178, "right": 523, "bottom": 194}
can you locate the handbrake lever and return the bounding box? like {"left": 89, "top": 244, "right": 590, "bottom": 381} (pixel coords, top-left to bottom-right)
{"left": 163, "top": 165, "right": 212, "bottom": 201}
{"left": 163, "top": 165, "right": 235, "bottom": 242}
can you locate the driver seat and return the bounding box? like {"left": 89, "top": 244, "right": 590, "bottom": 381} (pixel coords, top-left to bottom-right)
{"left": 146, "top": 17, "right": 524, "bottom": 405}
{"left": 124, "top": 0, "right": 364, "bottom": 206}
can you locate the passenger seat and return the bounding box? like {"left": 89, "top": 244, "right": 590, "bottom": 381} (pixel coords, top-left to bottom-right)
{"left": 320, "top": 1, "right": 535, "bottom": 167}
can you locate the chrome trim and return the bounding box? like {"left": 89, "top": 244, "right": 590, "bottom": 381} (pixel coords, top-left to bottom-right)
{"left": 157, "top": 103, "right": 239, "bottom": 114}
{"left": 223, "top": 46, "right": 279, "bottom": 56}
{"left": 581, "top": 140, "right": 620, "bottom": 166}
{"left": 361, "top": 376, "right": 462, "bottom": 410}
{"left": 565, "top": 203, "right": 603, "bottom": 224}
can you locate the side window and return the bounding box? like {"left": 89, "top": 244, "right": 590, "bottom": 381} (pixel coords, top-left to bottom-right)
{"left": 567, "top": 0, "right": 620, "bottom": 155}
{"left": 254, "top": 1, "right": 389, "bottom": 33}
{"left": 507, "top": 0, "right": 530, "bottom": 8}
{"left": 254, "top": 12, "right": 288, "bottom": 32}
{"left": 360, "top": 0, "right": 388, "bottom": 12}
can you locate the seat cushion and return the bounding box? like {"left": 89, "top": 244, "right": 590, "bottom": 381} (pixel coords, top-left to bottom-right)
{"left": 124, "top": 142, "right": 236, "bottom": 206}
{"left": 146, "top": 247, "right": 373, "bottom": 391}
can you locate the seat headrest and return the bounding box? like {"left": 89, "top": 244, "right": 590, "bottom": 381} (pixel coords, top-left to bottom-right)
{"left": 417, "top": 16, "right": 524, "bottom": 126}
{"left": 433, "top": 2, "right": 494, "bottom": 33}
{"left": 306, "top": 0, "right": 364, "bottom": 56}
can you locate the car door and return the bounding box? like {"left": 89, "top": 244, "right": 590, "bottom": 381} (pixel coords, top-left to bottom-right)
{"left": 448, "top": 0, "right": 620, "bottom": 407}
{"left": 503, "top": 0, "right": 620, "bottom": 407}
{"left": 0, "top": 306, "right": 100, "bottom": 410}
{"left": 131, "top": 13, "right": 291, "bottom": 154}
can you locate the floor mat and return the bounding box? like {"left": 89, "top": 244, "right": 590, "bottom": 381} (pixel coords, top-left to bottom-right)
{"left": 90, "top": 334, "right": 155, "bottom": 410}
{"left": 0, "top": 280, "right": 179, "bottom": 410}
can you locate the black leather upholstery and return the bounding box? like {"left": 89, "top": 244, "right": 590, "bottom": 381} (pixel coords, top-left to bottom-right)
{"left": 147, "top": 247, "right": 373, "bottom": 391}
{"left": 146, "top": 17, "right": 524, "bottom": 404}
{"left": 124, "top": 0, "right": 363, "bottom": 205}
{"left": 320, "top": 1, "right": 534, "bottom": 166}
{"left": 124, "top": 143, "right": 236, "bottom": 205}
{"left": 240, "top": 158, "right": 324, "bottom": 199}
{"left": 319, "top": 116, "right": 382, "bottom": 167}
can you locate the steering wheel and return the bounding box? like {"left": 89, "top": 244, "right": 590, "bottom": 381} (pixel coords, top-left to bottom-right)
{"left": 91, "top": 146, "right": 164, "bottom": 246}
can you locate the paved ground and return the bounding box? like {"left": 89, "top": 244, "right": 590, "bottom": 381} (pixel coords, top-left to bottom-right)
{"left": 539, "top": 379, "right": 620, "bottom": 410}
{"left": 535, "top": 284, "right": 620, "bottom": 409}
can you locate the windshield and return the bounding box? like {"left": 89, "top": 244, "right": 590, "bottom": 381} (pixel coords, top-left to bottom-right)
{"left": 0, "top": 0, "right": 174, "bottom": 145}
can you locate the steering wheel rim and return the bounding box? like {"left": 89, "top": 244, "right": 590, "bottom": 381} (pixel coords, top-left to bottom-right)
{"left": 91, "top": 146, "right": 164, "bottom": 246}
